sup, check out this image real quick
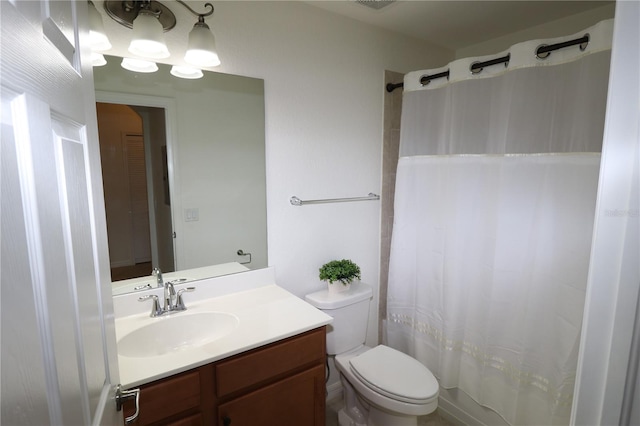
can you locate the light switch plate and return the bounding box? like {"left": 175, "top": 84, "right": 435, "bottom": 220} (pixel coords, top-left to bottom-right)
{"left": 184, "top": 208, "right": 199, "bottom": 222}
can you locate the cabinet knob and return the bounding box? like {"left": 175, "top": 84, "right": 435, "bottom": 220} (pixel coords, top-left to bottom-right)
{"left": 222, "top": 416, "right": 231, "bottom": 426}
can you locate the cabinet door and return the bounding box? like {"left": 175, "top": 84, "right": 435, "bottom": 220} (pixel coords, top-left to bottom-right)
{"left": 123, "top": 365, "right": 214, "bottom": 425}
{"left": 218, "top": 365, "right": 325, "bottom": 426}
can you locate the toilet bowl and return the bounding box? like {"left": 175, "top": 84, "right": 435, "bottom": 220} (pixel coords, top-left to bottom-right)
{"left": 305, "top": 282, "right": 439, "bottom": 426}
{"left": 336, "top": 345, "right": 438, "bottom": 425}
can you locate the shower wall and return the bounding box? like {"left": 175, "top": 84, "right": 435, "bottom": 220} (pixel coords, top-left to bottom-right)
{"left": 379, "top": 70, "right": 403, "bottom": 343}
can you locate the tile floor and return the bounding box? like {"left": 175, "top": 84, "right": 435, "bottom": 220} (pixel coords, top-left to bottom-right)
{"left": 325, "top": 398, "right": 455, "bottom": 426}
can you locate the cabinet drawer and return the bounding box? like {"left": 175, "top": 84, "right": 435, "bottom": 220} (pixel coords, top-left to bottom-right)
{"left": 218, "top": 364, "right": 325, "bottom": 426}
{"left": 165, "top": 413, "right": 202, "bottom": 426}
{"left": 125, "top": 369, "right": 203, "bottom": 425}
{"left": 216, "top": 327, "right": 325, "bottom": 397}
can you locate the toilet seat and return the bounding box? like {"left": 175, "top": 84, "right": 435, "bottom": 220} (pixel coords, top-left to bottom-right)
{"left": 349, "top": 345, "right": 438, "bottom": 404}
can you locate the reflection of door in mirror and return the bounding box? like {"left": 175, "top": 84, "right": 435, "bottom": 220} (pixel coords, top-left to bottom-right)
{"left": 96, "top": 102, "right": 175, "bottom": 281}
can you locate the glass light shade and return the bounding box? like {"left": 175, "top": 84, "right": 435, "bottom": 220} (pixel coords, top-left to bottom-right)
{"left": 185, "top": 22, "right": 220, "bottom": 67}
{"left": 128, "top": 10, "right": 170, "bottom": 59}
{"left": 91, "top": 52, "right": 107, "bottom": 66}
{"left": 88, "top": 1, "right": 111, "bottom": 51}
{"left": 121, "top": 57, "right": 158, "bottom": 73}
{"left": 170, "top": 65, "right": 204, "bottom": 79}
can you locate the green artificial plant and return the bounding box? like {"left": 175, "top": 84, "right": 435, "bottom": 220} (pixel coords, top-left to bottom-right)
{"left": 319, "top": 259, "right": 361, "bottom": 286}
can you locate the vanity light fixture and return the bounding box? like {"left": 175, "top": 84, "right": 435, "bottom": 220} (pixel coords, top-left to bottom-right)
{"left": 121, "top": 57, "right": 159, "bottom": 73}
{"left": 88, "top": 1, "right": 112, "bottom": 51}
{"left": 128, "top": 5, "right": 171, "bottom": 59}
{"left": 91, "top": 52, "right": 108, "bottom": 66}
{"left": 170, "top": 65, "right": 203, "bottom": 79}
{"left": 101, "top": 0, "right": 220, "bottom": 66}
{"left": 185, "top": 14, "right": 220, "bottom": 67}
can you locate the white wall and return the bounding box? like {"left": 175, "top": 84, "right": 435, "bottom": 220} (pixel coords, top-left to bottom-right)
{"left": 455, "top": 3, "right": 615, "bottom": 58}
{"left": 210, "top": 2, "right": 452, "bottom": 347}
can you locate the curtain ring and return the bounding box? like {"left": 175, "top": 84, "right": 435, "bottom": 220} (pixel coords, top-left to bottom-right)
{"left": 536, "top": 44, "right": 551, "bottom": 60}
{"left": 579, "top": 33, "right": 590, "bottom": 51}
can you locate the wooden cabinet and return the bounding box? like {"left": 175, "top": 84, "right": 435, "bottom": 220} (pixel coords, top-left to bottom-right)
{"left": 123, "top": 327, "right": 326, "bottom": 426}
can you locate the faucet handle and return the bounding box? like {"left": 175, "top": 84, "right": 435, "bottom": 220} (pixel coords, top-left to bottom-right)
{"left": 139, "top": 294, "right": 162, "bottom": 317}
{"left": 175, "top": 287, "right": 196, "bottom": 311}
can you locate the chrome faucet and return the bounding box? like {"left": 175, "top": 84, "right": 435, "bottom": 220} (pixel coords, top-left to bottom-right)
{"left": 139, "top": 285, "right": 196, "bottom": 317}
{"left": 152, "top": 267, "right": 163, "bottom": 287}
{"left": 163, "top": 280, "right": 176, "bottom": 311}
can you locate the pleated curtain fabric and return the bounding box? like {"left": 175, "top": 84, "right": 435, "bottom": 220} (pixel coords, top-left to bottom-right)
{"left": 385, "top": 20, "right": 613, "bottom": 426}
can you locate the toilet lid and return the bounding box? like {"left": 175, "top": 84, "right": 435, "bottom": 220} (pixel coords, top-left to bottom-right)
{"left": 349, "top": 345, "right": 438, "bottom": 404}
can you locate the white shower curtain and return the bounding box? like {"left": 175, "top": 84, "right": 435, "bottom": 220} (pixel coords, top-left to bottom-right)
{"left": 385, "top": 20, "right": 613, "bottom": 426}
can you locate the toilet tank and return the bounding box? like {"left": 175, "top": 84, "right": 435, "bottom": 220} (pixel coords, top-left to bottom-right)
{"left": 305, "top": 282, "right": 373, "bottom": 355}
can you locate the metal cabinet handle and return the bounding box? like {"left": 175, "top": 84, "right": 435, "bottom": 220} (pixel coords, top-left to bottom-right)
{"left": 115, "top": 384, "right": 140, "bottom": 425}
{"left": 222, "top": 416, "right": 232, "bottom": 426}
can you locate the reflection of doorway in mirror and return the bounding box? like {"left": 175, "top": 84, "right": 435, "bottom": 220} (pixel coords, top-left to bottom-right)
{"left": 96, "top": 103, "right": 175, "bottom": 281}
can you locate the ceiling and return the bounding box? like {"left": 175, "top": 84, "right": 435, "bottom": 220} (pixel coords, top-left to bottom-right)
{"left": 305, "top": 1, "right": 612, "bottom": 51}
{"left": 94, "top": 0, "right": 613, "bottom": 65}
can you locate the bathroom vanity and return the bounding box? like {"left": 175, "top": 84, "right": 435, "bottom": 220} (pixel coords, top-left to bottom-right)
{"left": 113, "top": 268, "right": 332, "bottom": 425}
{"left": 122, "top": 327, "right": 326, "bottom": 425}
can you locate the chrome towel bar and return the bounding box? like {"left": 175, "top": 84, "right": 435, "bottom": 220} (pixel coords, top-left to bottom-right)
{"left": 290, "top": 193, "right": 380, "bottom": 206}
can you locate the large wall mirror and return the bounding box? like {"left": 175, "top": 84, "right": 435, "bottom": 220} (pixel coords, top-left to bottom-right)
{"left": 93, "top": 56, "right": 267, "bottom": 295}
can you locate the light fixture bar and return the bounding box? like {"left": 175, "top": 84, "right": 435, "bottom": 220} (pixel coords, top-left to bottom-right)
{"left": 103, "top": 1, "right": 176, "bottom": 31}
{"left": 175, "top": 1, "right": 214, "bottom": 18}
{"left": 102, "top": 0, "right": 221, "bottom": 67}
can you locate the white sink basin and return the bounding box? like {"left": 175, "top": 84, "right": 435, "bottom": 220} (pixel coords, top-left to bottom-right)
{"left": 118, "top": 312, "right": 239, "bottom": 358}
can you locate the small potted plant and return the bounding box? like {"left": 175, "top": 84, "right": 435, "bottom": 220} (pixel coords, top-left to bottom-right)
{"left": 319, "top": 259, "right": 361, "bottom": 293}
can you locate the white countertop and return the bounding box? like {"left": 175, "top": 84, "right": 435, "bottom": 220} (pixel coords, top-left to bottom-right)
{"left": 116, "top": 281, "right": 332, "bottom": 388}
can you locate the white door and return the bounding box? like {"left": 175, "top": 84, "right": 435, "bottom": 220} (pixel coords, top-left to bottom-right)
{"left": 1, "top": 1, "right": 123, "bottom": 425}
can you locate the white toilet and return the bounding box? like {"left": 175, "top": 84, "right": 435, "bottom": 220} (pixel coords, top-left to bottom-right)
{"left": 306, "top": 282, "right": 439, "bottom": 426}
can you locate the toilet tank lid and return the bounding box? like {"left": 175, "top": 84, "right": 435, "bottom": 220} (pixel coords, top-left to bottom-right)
{"left": 305, "top": 282, "right": 372, "bottom": 309}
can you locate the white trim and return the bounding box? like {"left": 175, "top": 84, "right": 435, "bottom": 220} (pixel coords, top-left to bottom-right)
{"left": 571, "top": 1, "right": 640, "bottom": 424}
{"left": 137, "top": 110, "right": 160, "bottom": 268}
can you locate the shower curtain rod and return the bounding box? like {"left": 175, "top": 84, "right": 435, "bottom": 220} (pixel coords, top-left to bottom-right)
{"left": 386, "top": 33, "right": 590, "bottom": 93}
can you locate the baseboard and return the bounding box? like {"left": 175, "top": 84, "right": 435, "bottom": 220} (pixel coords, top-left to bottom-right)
{"left": 326, "top": 381, "right": 343, "bottom": 403}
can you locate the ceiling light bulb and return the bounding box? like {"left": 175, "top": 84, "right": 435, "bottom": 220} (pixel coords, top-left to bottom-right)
{"left": 128, "top": 9, "right": 170, "bottom": 59}
{"left": 88, "top": 1, "right": 112, "bottom": 51}
{"left": 185, "top": 20, "right": 220, "bottom": 67}
{"left": 91, "top": 52, "right": 107, "bottom": 66}
{"left": 121, "top": 57, "right": 158, "bottom": 73}
{"left": 170, "top": 65, "right": 204, "bottom": 79}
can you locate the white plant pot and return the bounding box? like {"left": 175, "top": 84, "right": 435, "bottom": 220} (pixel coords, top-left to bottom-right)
{"left": 327, "top": 281, "right": 353, "bottom": 294}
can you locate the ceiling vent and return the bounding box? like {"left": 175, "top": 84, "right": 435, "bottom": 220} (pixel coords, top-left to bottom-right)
{"left": 355, "top": 0, "right": 396, "bottom": 10}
